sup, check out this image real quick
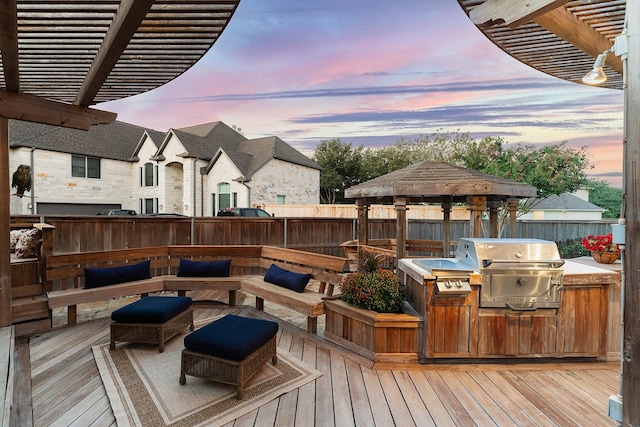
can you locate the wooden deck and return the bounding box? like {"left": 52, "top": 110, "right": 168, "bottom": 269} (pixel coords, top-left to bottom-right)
{"left": 8, "top": 304, "right": 620, "bottom": 426}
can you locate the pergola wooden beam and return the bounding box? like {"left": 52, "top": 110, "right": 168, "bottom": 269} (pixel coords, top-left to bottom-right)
{"left": 0, "top": 0, "right": 19, "bottom": 92}
{"left": 470, "top": 0, "right": 623, "bottom": 75}
{"left": 534, "top": 6, "right": 624, "bottom": 74}
{"left": 0, "top": 90, "right": 116, "bottom": 131}
{"left": 74, "top": 0, "right": 155, "bottom": 106}
{"left": 470, "top": 0, "right": 570, "bottom": 29}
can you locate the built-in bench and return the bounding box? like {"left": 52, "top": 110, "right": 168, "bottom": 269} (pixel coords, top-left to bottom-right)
{"left": 44, "top": 245, "right": 350, "bottom": 333}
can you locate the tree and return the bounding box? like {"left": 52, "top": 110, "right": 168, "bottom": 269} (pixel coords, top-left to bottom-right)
{"left": 312, "top": 139, "right": 363, "bottom": 203}
{"left": 588, "top": 179, "right": 623, "bottom": 219}
{"left": 313, "top": 132, "right": 593, "bottom": 205}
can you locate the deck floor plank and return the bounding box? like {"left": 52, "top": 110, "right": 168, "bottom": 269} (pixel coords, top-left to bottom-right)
{"left": 481, "top": 370, "right": 557, "bottom": 427}
{"left": 465, "top": 371, "right": 538, "bottom": 427}
{"left": 407, "top": 370, "right": 456, "bottom": 426}
{"left": 32, "top": 356, "right": 101, "bottom": 419}
{"left": 498, "top": 370, "right": 587, "bottom": 426}
{"left": 391, "top": 370, "right": 435, "bottom": 426}
{"left": 17, "top": 306, "right": 622, "bottom": 427}
{"left": 314, "top": 346, "right": 336, "bottom": 427}
{"left": 359, "top": 366, "right": 395, "bottom": 426}
{"left": 344, "top": 357, "right": 375, "bottom": 427}
{"left": 11, "top": 336, "right": 33, "bottom": 427}
{"left": 329, "top": 349, "right": 355, "bottom": 427}
{"left": 295, "top": 337, "right": 317, "bottom": 426}
{"left": 423, "top": 370, "right": 477, "bottom": 426}
{"left": 438, "top": 370, "right": 498, "bottom": 426}
{"left": 274, "top": 332, "right": 303, "bottom": 426}
{"left": 514, "top": 370, "right": 614, "bottom": 427}
{"left": 377, "top": 369, "right": 415, "bottom": 426}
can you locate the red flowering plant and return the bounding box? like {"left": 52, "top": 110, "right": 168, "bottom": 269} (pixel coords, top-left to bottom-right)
{"left": 581, "top": 233, "right": 620, "bottom": 253}
{"left": 339, "top": 255, "right": 406, "bottom": 313}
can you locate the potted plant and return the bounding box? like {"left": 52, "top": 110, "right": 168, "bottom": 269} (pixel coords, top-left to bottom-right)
{"left": 581, "top": 233, "right": 620, "bottom": 264}
{"left": 339, "top": 255, "right": 406, "bottom": 313}
{"left": 324, "top": 255, "right": 422, "bottom": 362}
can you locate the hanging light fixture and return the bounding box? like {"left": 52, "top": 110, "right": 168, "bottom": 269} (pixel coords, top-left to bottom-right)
{"left": 582, "top": 50, "right": 611, "bottom": 85}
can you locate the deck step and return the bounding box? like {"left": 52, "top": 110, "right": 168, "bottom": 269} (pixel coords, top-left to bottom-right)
{"left": 11, "top": 295, "right": 48, "bottom": 324}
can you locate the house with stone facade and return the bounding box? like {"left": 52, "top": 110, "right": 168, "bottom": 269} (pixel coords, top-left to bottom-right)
{"left": 9, "top": 119, "right": 320, "bottom": 216}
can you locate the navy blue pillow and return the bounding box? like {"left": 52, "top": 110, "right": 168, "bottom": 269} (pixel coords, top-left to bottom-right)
{"left": 263, "top": 263, "right": 312, "bottom": 293}
{"left": 84, "top": 260, "right": 151, "bottom": 289}
{"left": 177, "top": 258, "right": 231, "bottom": 277}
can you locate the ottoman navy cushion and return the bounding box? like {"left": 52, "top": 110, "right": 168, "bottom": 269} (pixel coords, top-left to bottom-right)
{"left": 111, "top": 296, "right": 192, "bottom": 323}
{"left": 184, "top": 314, "right": 278, "bottom": 361}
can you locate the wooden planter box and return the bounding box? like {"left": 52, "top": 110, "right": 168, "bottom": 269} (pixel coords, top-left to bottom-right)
{"left": 324, "top": 299, "right": 423, "bottom": 363}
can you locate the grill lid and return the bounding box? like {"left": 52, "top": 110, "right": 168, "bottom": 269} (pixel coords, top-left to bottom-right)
{"left": 455, "top": 238, "right": 563, "bottom": 270}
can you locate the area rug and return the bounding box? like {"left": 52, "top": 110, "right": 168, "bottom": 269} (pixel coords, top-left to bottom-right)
{"left": 93, "top": 319, "right": 322, "bottom": 427}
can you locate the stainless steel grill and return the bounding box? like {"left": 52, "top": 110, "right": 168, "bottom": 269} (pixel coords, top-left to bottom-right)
{"left": 415, "top": 238, "right": 564, "bottom": 311}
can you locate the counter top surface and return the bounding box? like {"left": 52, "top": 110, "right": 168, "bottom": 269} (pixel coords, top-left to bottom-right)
{"left": 399, "top": 257, "right": 620, "bottom": 284}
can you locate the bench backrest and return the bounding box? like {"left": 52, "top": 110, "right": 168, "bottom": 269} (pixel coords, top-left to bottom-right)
{"left": 44, "top": 245, "right": 351, "bottom": 294}
{"left": 45, "top": 246, "right": 169, "bottom": 291}
{"left": 259, "top": 246, "right": 350, "bottom": 295}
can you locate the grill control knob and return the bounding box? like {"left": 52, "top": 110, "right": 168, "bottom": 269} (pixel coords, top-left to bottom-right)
{"left": 517, "top": 278, "right": 526, "bottom": 286}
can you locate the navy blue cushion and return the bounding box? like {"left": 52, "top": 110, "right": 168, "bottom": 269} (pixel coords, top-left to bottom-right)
{"left": 177, "top": 258, "right": 231, "bottom": 277}
{"left": 84, "top": 260, "right": 151, "bottom": 289}
{"left": 111, "top": 296, "right": 192, "bottom": 323}
{"left": 263, "top": 264, "right": 312, "bottom": 293}
{"left": 184, "top": 314, "right": 278, "bottom": 361}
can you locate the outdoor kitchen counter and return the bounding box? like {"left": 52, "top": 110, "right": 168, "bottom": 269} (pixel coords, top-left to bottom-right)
{"left": 562, "top": 258, "right": 622, "bottom": 360}
{"left": 399, "top": 258, "right": 621, "bottom": 360}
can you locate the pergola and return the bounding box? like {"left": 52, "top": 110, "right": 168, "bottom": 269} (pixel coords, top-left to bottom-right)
{"left": 1, "top": 0, "right": 638, "bottom": 424}
{"left": 344, "top": 161, "right": 537, "bottom": 261}
{"left": 0, "top": 1, "right": 241, "bottom": 327}
{"left": 456, "top": 1, "right": 637, "bottom": 424}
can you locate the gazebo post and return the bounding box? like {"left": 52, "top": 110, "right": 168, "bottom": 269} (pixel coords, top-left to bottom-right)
{"left": 356, "top": 200, "right": 369, "bottom": 245}
{"left": 507, "top": 198, "right": 519, "bottom": 238}
{"left": 442, "top": 199, "right": 452, "bottom": 257}
{"left": 468, "top": 196, "right": 486, "bottom": 238}
{"left": 488, "top": 199, "right": 501, "bottom": 238}
{"left": 394, "top": 197, "right": 407, "bottom": 263}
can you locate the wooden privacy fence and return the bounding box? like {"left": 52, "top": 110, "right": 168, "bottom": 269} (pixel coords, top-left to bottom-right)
{"left": 10, "top": 215, "right": 618, "bottom": 256}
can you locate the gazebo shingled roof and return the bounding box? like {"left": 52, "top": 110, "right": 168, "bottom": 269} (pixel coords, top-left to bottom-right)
{"left": 345, "top": 162, "right": 537, "bottom": 203}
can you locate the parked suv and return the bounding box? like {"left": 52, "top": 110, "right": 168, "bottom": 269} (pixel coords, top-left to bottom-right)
{"left": 217, "top": 207, "right": 272, "bottom": 217}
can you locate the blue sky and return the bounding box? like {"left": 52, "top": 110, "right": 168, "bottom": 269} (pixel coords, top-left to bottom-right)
{"left": 100, "top": 0, "right": 625, "bottom": 188}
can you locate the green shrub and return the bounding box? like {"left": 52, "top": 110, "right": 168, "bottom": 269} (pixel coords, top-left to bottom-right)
{"left": 556, "top": 238, "right": 590, "bottom": 259}
{"left": 339, "top": 269, "right": 406, "bottom": 313}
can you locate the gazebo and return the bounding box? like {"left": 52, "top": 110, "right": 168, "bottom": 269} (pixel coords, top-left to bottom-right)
{"left": 344, "top": 161, "right": 537, "bottom": 263}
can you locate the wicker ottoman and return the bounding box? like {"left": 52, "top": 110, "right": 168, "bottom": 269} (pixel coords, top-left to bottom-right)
{"left": 179, "top": 314, "right": 278, "bottom": 399}
{"left": 110, "top": 296, "right": 194, "bottom": 353}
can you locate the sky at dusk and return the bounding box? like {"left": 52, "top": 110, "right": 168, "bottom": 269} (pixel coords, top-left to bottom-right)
{"left": 100, "top": 0, "right": 625, "bottom": 188}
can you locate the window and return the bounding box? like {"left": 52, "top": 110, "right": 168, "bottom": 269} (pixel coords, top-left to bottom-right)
{"left": 277, "top": 195, "right": 286, "bottom": 204}
{"left": 218, "top": 183, "right": 231, "bottom": 211}
{"left": 144, "top": 163, "right": 154, "bottom": 187}
{"left": 143, "top": 198, "right": 156, "bottom": 214}
{"left": 72, "top": 155, "right": 100, "bottom": 178}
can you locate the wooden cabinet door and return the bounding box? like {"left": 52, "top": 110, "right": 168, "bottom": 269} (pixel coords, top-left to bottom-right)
{"left": 478, "top": 310, "right": 557, "bottom": 357}
{"left": 426, "top": 289, "right": 479, "bottom": 358}
{"left": 558, "top": 286, "right": 607, "bottom": 356}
